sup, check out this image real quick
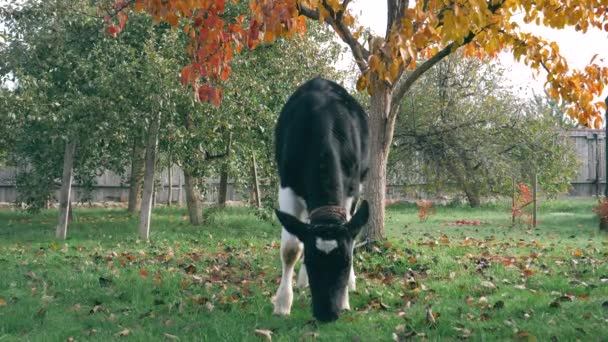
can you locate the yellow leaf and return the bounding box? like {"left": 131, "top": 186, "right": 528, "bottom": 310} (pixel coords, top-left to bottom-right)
{"left": 368, "top": 55, "right": 381, "bottom": 73}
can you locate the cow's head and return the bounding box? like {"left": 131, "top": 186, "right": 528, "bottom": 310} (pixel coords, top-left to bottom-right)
{"left": 275, "top": 200, "right": 369, "bottom": 322}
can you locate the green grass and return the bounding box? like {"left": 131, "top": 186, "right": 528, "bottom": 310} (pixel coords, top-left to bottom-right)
{"left": 0, "top": 200, "right": 607, "bottom": 341}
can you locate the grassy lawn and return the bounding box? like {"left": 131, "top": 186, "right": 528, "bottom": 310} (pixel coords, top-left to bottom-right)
{"left": 0, "top": 199, "right": 607, "bottom": 341}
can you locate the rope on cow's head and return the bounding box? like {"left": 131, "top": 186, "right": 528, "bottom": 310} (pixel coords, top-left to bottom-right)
{"left": 309, "top": 205, "right": 347, "bottom": 223}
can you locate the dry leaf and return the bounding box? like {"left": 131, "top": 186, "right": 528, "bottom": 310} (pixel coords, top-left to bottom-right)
{"left": 425, "top": 306, "right": 437, "bottom": 326}
{"left": 480, "top": 281, "right": 496, "bottom": 289}
{"left": 164, "top": 333, "right": 179, "bottom": 340}
{"left": 115, "top": 329, "right": 130, "bottom": 337}
{"left": 0, "top": 298, "right": 6, "bottom": 306}
{"left": 184, "top": 264, "right": 197, "bottom": 274}
{"left": 255, "top": 329, "right": 273, "bottom": 341}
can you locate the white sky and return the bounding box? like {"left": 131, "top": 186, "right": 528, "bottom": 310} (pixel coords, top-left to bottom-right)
{"left": 347, "top": 1, "right": 608, "bottom": 103}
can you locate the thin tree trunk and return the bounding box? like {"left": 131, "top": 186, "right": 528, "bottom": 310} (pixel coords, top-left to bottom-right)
{"left": 512, "top": 179, "right": 516, "bottom": 225}
{"left": 167, "top": 158, "right": 173, "bottom": 206}
{"left": 178, "top": 170, "right": 183, "bottom": 207}
{"left": 138, "top": 112, "right": 162, "bottom": 240}
{"left": 218, "top": 133, "right": 233, "bottom": 208}
{"left": 128, "top": 142, "right": 145, "bottom": 214}
{"left": 251, "top": 153, "right": 261, "bottom": 208}
{"left": 56, "top": 140, "right": 76, "bottom": 240}
{"left": 532, "top": 173, "right": 537, "bottom": 228}
{"left": 364, "top": 89, "right": 394, "bottom": 243}
{"left": 183, "top": 168, "right": 203, "bottom": 225}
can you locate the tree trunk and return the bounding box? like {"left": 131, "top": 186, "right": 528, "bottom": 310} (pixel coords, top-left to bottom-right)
{"left": 138, "top": 112, "right": 161, "bottom": 240}
{"left": 464, "top": 189, "right": 481, "bottom": 208}
{"left": 184, "top": 168, "right": 203, "bottom": 225}
{"left": 250, "top": 153, "right": 262, "bottom": 208}
{"left": 218, "top": 168, "right": 229, "bottom": 207}
{"left": 167, "top": 159, "right": 173, "bottom": 206}
{"left": 363, "top": 89, "right": 395, "bottom": 243}
{"left": 178, "top": 171, "right": 183, "bottom": 207}
{"left": 128, "top": 142, "right": 145, "bottom": 214}
{"left": 600, "top": 217, "right": 608, "bottom": 232}
{"left": 56, "top": 140, "right": 76, "bottom": 240}
{"left": 218, "top": 133, "right": 233, "bottom": 208}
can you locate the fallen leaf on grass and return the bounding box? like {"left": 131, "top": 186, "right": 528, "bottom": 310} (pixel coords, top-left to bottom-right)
{"left": 164, "top": 333, "right": 179, "bottom": 340}
{"left": 255, "top": 329, "right": 273, "bottom": 341}
{"left": 139, "top": 269, "right": 149, "bottom": 278}
{"left": 523, "top": 269, "right": 534, "bottom": 277}
{"left": 184, "top": 264, "right": 197, "bottom": 274}
{"left": 115, "top": 328, "right": 130, "bottom": 337}
{"left": 425, "top": 306, "right": 438, "bottom": 327}
{"left": 0, "top": 298, "right": 6, "bottom": 306}
{"left": 480, "top": 281, "right": 496, "bottom": 289}
{"left": 453, "top": 326, "right": 472, "bottom": 339}
{"left": 514, "top": 331, "right": 535, "bottom": 340}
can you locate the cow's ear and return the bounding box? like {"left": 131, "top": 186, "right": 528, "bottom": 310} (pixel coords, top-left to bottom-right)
{"left": 346, "top": 200, "right": 369, "bottom": 238}
{"left": 275, "top": 209, "right": 310, "bottom": 241}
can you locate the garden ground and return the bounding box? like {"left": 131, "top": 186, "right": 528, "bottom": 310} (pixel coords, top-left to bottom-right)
{"left": 0, "top": 199, "right": 607, "bottom": 341}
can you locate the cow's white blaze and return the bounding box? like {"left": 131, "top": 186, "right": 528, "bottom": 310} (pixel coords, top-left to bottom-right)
{"left": 315, "top": 238, "right": 338, "bottom": 254}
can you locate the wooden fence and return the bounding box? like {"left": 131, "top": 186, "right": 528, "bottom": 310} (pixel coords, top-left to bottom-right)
{"left": 0, "top": 129, "right": 606, "bottom": 204}
{"left": 565, "top": 129, "right": 606, "bottom": 197}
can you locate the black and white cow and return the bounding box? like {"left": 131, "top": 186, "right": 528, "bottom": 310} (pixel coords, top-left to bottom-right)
{"left": 273, "top": 77, "right": 370, "bottom": 322}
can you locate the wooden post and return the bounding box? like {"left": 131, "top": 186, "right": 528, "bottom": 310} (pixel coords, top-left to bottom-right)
{"left": 56, "top": 140, "right": 76, "bottom": 240}
{"left": 251, "top": 153, "right": 261, "bottom": 208}
{"left": 532, "top": 173, "right": 538, "bottom": 228}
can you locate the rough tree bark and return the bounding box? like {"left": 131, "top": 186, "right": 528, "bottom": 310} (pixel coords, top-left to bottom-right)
{"left": 364, "top": 87, "right": 396, "bottom": 242}
{"left": 128, "top": 142, "right": 145, "bottom": 213}
{"left": 138, "top": 111, "right": 161, "bottom": 240}
{"left": 183, "top": 168, "right": 203, "bottom": 225}
{"left": 56, "top": 140, "right": 76, "bottom": 240}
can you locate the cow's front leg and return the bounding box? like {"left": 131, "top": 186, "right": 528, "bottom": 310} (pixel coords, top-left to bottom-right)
{"left": 274, "top": 229, "right": 303, "bottom": 315}
{"left": 348, "top": 263, "right": 356, "bottom": 291}
{"left": 340, "top": 287, "right": 351, "bottom": 311}
{"left": 296, "top": 262, "right": 309, "bottom": 289}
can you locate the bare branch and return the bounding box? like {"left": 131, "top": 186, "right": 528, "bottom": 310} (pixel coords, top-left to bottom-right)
{"left": 391, "top": 31, "right": 476, "bottom": 115}
{"left": 297, "top": 1, "right": 370, "bottom": 73}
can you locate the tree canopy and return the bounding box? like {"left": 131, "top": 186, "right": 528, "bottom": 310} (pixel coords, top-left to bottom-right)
{"left": 108, "top": 0, "right": 608, "bottom": 126}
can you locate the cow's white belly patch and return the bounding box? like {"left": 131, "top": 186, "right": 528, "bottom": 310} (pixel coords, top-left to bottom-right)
{"left": 315, "top": 238, "right": 338, "bottom": 254}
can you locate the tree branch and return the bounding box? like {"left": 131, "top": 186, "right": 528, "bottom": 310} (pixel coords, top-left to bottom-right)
{"left": 297, "top": 1, "right": 370, "bottom": 73}
{"left": 391, "top": 32, "right": 476, "bottom": 115}
{"left": 386, "top": 0, "right": 409, "bottom": 39}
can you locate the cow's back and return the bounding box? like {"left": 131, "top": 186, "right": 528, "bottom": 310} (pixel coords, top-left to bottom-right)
{"left": 275, "top": 78, "right": 369, "bottom": 210}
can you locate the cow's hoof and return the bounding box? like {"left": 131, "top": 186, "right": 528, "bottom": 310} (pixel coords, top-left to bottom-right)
{"left": 272, "top": 293, "right": 293, "bottom": 316}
